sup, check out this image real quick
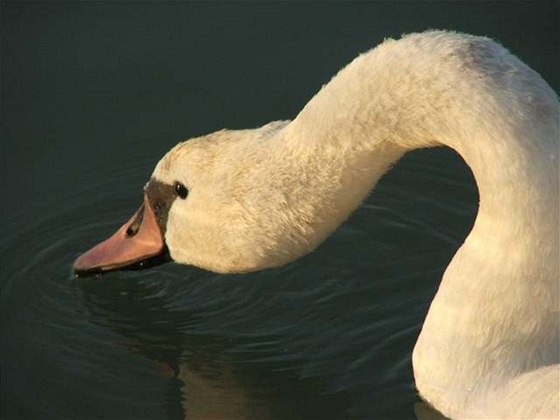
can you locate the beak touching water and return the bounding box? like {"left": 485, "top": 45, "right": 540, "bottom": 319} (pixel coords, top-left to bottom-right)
{"left": 73, "top": 193, "right": 169, "bottom": 276}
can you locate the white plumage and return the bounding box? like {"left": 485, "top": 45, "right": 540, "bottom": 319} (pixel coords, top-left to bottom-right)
{"left": 151, "top": 31, "right": 559, "bottom": 419}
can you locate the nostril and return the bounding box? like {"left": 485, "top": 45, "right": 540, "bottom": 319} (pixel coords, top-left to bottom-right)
{"left": 125, "top": 204, "right": 145, "bottom": 238}
{"left": 126, "top": 224, "right": 139, "bottom": 237}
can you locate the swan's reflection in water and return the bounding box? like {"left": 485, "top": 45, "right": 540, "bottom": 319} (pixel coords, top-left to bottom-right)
{"left": 79, "top": 268, "right": 449, "bottom": 420}
{"left": 176, "top": 359, "right": 331, "bottom": 419}
{"left": 79, "top": 276, "right": 352, "bottom": 419}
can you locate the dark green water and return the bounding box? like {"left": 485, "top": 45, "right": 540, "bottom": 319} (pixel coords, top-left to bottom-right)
{"left": 2, "top": 2, "right": 558, "bottom": 419}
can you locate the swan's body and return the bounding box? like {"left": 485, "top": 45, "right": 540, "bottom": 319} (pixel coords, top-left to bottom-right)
{"left": 75, "top": 31, "right": 559, "bottom": 418}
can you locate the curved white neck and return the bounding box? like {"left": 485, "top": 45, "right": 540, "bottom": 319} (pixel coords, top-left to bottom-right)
{"left": 280, "top": 32, "right": 559, "bottom": 417}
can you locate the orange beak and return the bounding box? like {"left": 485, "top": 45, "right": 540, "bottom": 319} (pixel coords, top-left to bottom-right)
{"left": 73, "top": 194, "right": 166, "bottom": 275}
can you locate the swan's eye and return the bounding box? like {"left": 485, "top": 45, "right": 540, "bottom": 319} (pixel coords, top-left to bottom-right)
{"left": 174, "top": 181, "right": 188, "bottom": 199}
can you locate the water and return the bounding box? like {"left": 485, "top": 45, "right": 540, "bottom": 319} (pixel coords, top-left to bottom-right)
{"left": 2, "top": 3, "right": 558, "bottom": 420}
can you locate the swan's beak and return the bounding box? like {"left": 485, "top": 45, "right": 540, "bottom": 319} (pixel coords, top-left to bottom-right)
{"left": 73, "top": 193, "right": 167, "bottom": 276}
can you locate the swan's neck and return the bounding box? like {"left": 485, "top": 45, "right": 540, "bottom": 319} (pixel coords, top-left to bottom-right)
{"left": 281, "top": 32, "right": 559, "bottom": 417}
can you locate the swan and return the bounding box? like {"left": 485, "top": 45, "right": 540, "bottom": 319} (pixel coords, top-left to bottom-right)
{"left": 74, "top": 31, "right": 559, "bottom": 419}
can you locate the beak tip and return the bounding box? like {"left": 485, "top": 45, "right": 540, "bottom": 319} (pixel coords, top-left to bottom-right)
{"left": 72, "top": 251, "right": 101, "bottom": 276}
{"left": 73, "top": 197, "right": 166, "bottom": 276}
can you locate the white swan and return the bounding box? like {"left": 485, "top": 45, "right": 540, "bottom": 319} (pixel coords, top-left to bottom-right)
{"left": 74, "top": 31, "right": 559, "bottom": 419}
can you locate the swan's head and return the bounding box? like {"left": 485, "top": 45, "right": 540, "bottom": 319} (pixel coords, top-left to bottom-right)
{"left": 149, "top": 123, "right": 298, "bottom": 273}
{"left": 74, "top": 121, "right": 334, "bottom": 275}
